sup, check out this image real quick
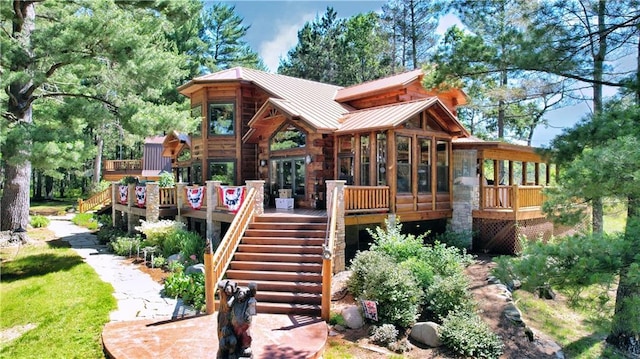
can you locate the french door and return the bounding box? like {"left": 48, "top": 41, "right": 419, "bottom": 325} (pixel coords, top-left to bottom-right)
{"left": 269, "top": 157, "right": 305, "bottom": 199}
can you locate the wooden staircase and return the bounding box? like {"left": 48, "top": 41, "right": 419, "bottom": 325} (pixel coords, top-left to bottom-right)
{"left": 225, "top": 215, "right": 328, "bottom": 317}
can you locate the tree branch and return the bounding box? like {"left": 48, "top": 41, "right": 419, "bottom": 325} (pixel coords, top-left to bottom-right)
{"left": 36, "top": 92, "right": 119, "bottom": 113}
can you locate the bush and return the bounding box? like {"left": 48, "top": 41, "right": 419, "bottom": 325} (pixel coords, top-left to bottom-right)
{"left": 433, "top": 229, "right": 473, "bottom": 251}
{"left": 370, "top": 324, "right": 398, "bottom": 345}
{"left": 348, "top": 250, "right": 422, "bottom": 328}
{"left": 425, "top": 272, "right": 475, "bottom": 322}
{"left": 158, "top": 171, "right": 175, "bottom": 188}
{"left": 135, "top": 219, "right": 184, "bottom": 249}
{"left": 72, "top": 213, "right": 98, "bottom": 230}
{"left": 421, "top": 241, "right": 474, "bottom": 278}
{"left": 368, "top": 219, "right": 428, "bottom": 263}
{"left": 163, "top": 272, "right": 205, "bottom": 311}
{"left": 329, "top": 313, "right": 346, "bottom": 327}
{"left": 152, "top": 255, "right": 166, "bottom": 268}
{"left": 30, "top": 215, "right": 50, "bottom": 228}
{"left": 109, "top": 236, "right": 142, "bottom": 257}
{"left": 96, "top": 226, "right": 127, "bottom": 245}
{"left": 440, "top": 311, "right": 504, "bottom": 359}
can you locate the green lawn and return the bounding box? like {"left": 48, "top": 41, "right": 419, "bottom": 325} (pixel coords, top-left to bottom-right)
{"left": 29, "top": 199, "right": 76, "bottom": 216}
{"left": 0, "top": 241, "right": 116, "bottom": 358}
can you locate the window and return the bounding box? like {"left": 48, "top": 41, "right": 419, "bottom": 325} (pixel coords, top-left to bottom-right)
{"left": 396, "top": 136, "right": 411, "bottom": 193}
{"left": 191, "top": 162, "right": 202, "bottom": 185}
{"left": 436, "top": 140, "right": 449, "bottom": 192}
{"left": 270, "top": 124, "right": 306, "bottom": 151}
{"left": 377, "top": 133, "right": 387, "bottom": 186}
{"left": 418, "top": 138, "right": 431, "bottom": 192}
{"left": 209, "top": 161, "right": 235, "bottom": 185}
{"left": 209, "top": 102, "right": 235, "bottom": 136}
{"left": 360, "top": 135, "right": 370, "bottom": 186}
{"left": 177, "top": 148, "right": 191, "bottom": 162}
{"left": 191, "top": 104, "right": 202, "bottom": 138}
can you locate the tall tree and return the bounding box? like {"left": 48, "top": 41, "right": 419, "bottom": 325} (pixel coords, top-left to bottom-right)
{"left": 200, "top": 3, "right": 265, "bottom": 73}
{"left": 0, "top": 0, "right": 191, "bottom": 231}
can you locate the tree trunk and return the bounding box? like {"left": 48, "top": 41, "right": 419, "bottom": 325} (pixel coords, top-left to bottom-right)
{"left": 45, "top": 175, "right": 54, "bottom": 200}
{"left": 1, "top": 150, "right": 32, "bottom": 232}
{"left": 34, "top": 170, "right": 42, "bottom": 200}
{"left": 93, "top": 135, "right": 104, "bottom": 189}
{"left": 607, "top": 196, "right": 640, "bottom": 355}
{"left": 591, "top": 0, "right": 607, "bottom": 234}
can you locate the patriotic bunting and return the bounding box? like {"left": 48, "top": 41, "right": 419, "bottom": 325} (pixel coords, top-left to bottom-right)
{"left": 187, "top": 186, "right": 205, "bottom": 210}
{"left": 135, "top": 186, "right": 146, "bottom": 208}
{"left": 218, "top": 186, "right": 245, "bottom": 213}
{"left": 119, "top": 185, "right": 128, "bottom": 205}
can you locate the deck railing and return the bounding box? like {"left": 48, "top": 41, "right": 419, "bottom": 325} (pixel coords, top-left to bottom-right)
{"left": 207, "top": 187, "right": 257, "bottom": 313}
{"left": 481, "top": 185, "right": 545, "bottom": 210}
{"left": 321, "top": 186, "right": 339, "bottom": 321}
{"left": 159, "top": 187, "right": 177, "bottom": 207}
{"left": 344, "top": 186, "right": 390, "bottom": 214}
{"left": 78, "top": 184, "right": 112, "bottom": 213}
{"left": 103, "top": 159, "right": 142, "bottom": 171}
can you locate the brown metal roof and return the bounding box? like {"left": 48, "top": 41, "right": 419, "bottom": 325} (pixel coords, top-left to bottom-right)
{"left": 179, "top": 67, "right": 352, "bottom": 131}
{"left": 334, "top": 69, "right": 424, "bottom": 102}
{"left": 336, "top": 98, "right": 468, "bottom": 136}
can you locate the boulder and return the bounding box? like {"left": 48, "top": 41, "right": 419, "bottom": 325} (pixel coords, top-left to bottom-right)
{"left": 504, "top": 302, "right": 525, "bottom": 326}
{"left": 410, "top": 322, "right": 442, "bottom": 347}
{"left": 186, "top": 263, "right": 205, "bottom": 275}
{"left": 166, "top": 253, "right": 183, "bottom": 265}
{"left": 341, "top": 305, "right": 364, "bottom": 329}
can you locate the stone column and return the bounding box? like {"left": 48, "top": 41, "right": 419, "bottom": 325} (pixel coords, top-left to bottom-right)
{"left": 145, "top": 182, "right": 160, "bottom": 223}
{"left": 206, "top": 181, "right": 222, "bottom": 247}
{"left": 451, "top": 149, "right": 478, "bottom": 249}
{"left": 176, "top": 183, "right": 186, "bottom": 225}
{"left": 127, "top": 183, "right": 138, "bottom": 234}
{"left": 245, "top": 180, "right": 265, "bottom": 216}
{"left": 325, "top": 180, "right": 346, "bottom": 272}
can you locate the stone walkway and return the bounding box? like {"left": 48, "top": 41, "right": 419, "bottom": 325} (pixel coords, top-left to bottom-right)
{"left": 47, "top": 215, "right": 184, "bottom": 321}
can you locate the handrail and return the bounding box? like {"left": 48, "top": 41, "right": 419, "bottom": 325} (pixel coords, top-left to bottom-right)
{"left": 78, "top": 184, "right": 113, "bottom": 213}
{"left": 208, "top": 187, "right": 257, "bottom": 312}
{"left": 344, "top": 185, "right": 389, "bottom": 214}
{"left": 321, "top": 186, "right": 339, "bottom": 321}
{"left": 102, "top": 159, "right": 142, "bottom": 171}
{"left": 481, "top": 185, "right": 545, "bottom": 210}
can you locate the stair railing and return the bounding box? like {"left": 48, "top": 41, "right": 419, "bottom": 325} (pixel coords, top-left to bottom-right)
{"left": 78, "top": 184, "right": 113, "bottom": 213}
{"left": 205, "top": 187, "right": 257, "bottom": 314}
{"left": 321, "top": 186, "right": 339, "bottom": 321}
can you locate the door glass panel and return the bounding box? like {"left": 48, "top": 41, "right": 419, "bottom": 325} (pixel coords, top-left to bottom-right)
{"left": 418, "top": 138, "right": 431, "bottom": 193}
{"left": 269, "top": 158, "right": 306, "bottom": 200}
{"left": 436, "top": 140, "right": 449, "bottom": 192}
{"left": 360, "top": 135, "right": 370, "bottom": 186}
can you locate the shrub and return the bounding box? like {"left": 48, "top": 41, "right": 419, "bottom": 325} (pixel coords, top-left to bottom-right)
{"left": 30, "top": 215, "right": 50, "bottom": 228}
{"left": 163, "top": 272, "right": 205, "bottom": 311}
{"left": 425, "top": 272, "right": 475, "bottom": 322}
{"left": 440, "top": 311, "right": 504, "bottom": 359}
{"left": 348, "top": 250, "right": 421, "bottom": 328}
{"left": 135, "top": 219, "right": 184, "bottom": 249}
{"left": 72, "top": 213, "right": 98, "bottom": 230}
{"left": 152, "top": 255, "right": 166, "bottom": 269}
{"left": 422, "top": 241, "right": 474, "bottom": 278}
{"left": 329, "top": 313, "right": 346, "bottom": 327}
{"left": 96, "top": 226, "right": 127, "bottom": 245}
{"left": 121, "top": 176, "right": 137, "bottom": 184}
{"left": 109, "top": 236, "right": 142, "bottom": 257}
{"left": 368, "top": 219, "right": 428, "bottom": 263}
{"left": 370, "top": 324, "right": 399, "bottom": 345}
{"left": 433, "top": 229, "right": 473, "bottom": 251}
{"left": 158, "top": 171, "right": 175, "bottom": 188}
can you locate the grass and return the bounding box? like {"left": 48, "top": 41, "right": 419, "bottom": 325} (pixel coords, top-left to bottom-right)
{"left": 29, "top": 199, "right": 76, "bottom": 216}
{"left": 0, "top": 239, "right": 116, "bottom": 358}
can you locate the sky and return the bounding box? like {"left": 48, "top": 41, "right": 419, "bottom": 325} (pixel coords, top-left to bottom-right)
{"left": 212, "top": 1, "right": 618, "bottom": 148}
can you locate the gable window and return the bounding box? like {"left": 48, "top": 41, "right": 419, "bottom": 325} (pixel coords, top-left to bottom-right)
{"left": 270, "top": 124, "right": 306, "bottom": 151}
{"left": 209, "top": 102, "right": 235, "bottom": 136}
{"left": 209, "top": 160, "right": 235, "bottom": 185}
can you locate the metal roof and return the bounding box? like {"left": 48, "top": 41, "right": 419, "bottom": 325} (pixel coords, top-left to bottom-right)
{"left": 334, "top": 69, "right": 424, "bottom": 102}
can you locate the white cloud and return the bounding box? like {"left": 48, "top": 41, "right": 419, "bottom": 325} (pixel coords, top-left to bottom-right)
{"left": 436, "top": 13, "right": 464, "bottom": 35}
{"left": 259, "top": 15, "right": 314, "bottom": 73}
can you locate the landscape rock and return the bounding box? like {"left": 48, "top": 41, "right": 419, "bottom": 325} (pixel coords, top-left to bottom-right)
{"left": 409, "top": 321, "right": 442, "bottom": 347}
{"left": 166, "top": 253, "right": 183, "bottom": 265}
{"left": 185, "top": 263, "right": 205, "bottom": 274}
{"left": 504, "top": 302, "right": 525, "bottom": 326}
{"left": 341, "top": 305, "right": 364, "bottom": 329}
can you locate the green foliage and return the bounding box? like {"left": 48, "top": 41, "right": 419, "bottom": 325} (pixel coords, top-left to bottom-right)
{"left": 121, "top": 176, "right": 137, "bottom": 185}
{"left": 348, "top": 250, "right": 422, "bottom": 328}
{"left": 425, "top": 272, "right": 475, "bottom": 322}
{"left": 163, "top": 272, "right": 205, "bottom": 312}
{"left": 71, "top": 213, "right": 98, "bottom": 230}
{"left": 157, "top": 171, "right": 175, "bottom": 188}
{"left": 440, "top": 311, "right": 504, "bottom": 359}
{"left": 29, "top": 215, "right": 50, "bottom": 228}
{"left": 157, "top": 228, "right": 205, "bottom": 262}
{"left": 96, "top": 226, "right": 127, "bottom": 245}
{"left": 368, "top": 219, "right": 428, "bottom": 263}
{"left": 329, "top": 312, "right": 346, "bottom": 327}
{"left": 370, "top": 324, "right": 399, "bottom": 346}
{"left": 152, "top": 255, "right": 166, "bottom": 269}
{"left": 109, "top": 236, "right": 142, "bottom": 257}
{"left": 134, "top": 219, "right": 184, "bottom": 248}
{"left": 433, "top": 229, "right": 473, "bottom": 251}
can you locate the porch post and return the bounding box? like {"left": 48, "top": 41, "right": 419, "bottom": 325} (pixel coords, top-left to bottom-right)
{"left": 245, "top": 180, "right": 265, "bottom": 216}
{"left": 176, "top": 183, "right": 186, "bottom": 225}
{"left": 325, "top": 180, "right": 346, "bottom": 272}
{"left": 145, "top": 182, "right": 160, "bottom": 223}
{"left": 208, "top": 181, "right": 222, "bottom": 248}
{"left": 127, "top": 183, "right": 137, "bottom": 234}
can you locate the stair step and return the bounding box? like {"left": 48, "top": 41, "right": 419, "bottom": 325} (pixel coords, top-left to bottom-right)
{"left": 233, "top": 252, "right": 323, "bottom": 263}
{"left": 229, "top": 261, "right": 322, "bottom": 273}
{"left": 255, "top": 216, "right": 327, "bottom": 224}
{"left": 241, "top": 237, "right": 325, "bottom": 246}
{"left": 233, "top": 279, "right": 323, "bottom": 294}
{"left": 256, "top": 291, "right": 322, "bottom": 305}
{"left": 237, "top": 244, "right": 324, "bottom": 255}
{"left": 249, "top": 222, "right": 327, "bottom": 230}
{"left": 226, "top": 269, "right": 321, "bottom": 283}
{"left": 255, "top": 302, "right": 321, "bottom": 316}
{"left": 244, "top": 231, "right": 327, "bottom": 238}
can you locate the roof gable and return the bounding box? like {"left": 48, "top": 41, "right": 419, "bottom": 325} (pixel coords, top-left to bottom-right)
{"left": 335, "top": 69, "right": 424, "bottom": 103}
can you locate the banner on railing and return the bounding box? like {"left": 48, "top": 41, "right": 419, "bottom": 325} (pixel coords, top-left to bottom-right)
{"left": 119, "top": 185, "right": 128, "bottom": 205}
{"left": 218, "top": 186, "right": 245, "bottom": 213}
{"left": 361, "top": 300, "right": 378, "bottom": 321}
{"left": 135, "top": 186, "right": 146, "bottom": 208}
{"left": 187, "top": 186, "right": 205, "bottom": 210}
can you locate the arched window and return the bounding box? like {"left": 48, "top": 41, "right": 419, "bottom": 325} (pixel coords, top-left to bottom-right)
{"left": 270, "top": 124, "right": 306, "bottom": 151}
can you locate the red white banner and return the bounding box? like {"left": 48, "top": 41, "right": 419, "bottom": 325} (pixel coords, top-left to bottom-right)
{"left": 119, "top": 185, "right": 128, "bottom": 205}
{"left": 218, "top": 186, "right": 245, "bottom": 213}
{"left": 187, "top": 186, "right": 205, "bottom": 210}
{"left": 135, "top": 186, "right": 146, "bottom": 208}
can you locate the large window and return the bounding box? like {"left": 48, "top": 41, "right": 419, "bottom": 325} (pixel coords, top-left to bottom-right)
{"left": 191, "top": 162, "right": 202, "bottom": 185}
{"left": 396, "top": 136, "right": 411, "bottom": 193}
{"left": 418, "top": 138, "right": 431, "bottom": 192}
{"left": 209, "top": 161, "right": 235, "bottom": 184}
{"left": 270, "top": 125, "right": 306, "bottom": 151}
{"left": 360, "top": 135, "right": 370, "bottom": 186}
{"left": 209, "top": 102, "right": 235, "bottom": 136}
{"left": 377, "top": 133, "right": 387, "bottom": 186}
{"left": 436, "top": 140, "right": 449, "bottom": 192}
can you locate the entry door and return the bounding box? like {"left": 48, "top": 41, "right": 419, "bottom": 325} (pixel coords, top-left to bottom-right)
{"left": 270, "top": 157, "right": 305, "bottom": 198}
